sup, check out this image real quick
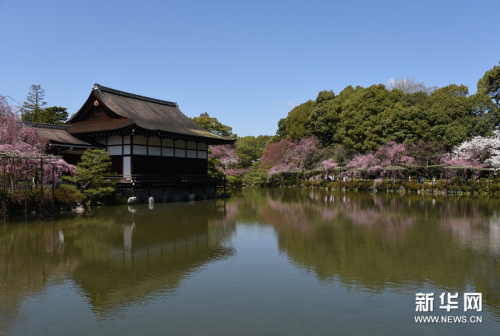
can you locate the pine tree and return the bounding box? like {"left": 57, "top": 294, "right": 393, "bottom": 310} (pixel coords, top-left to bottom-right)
{"left": 21, "top": 84, "right": 47, "bottom": 122}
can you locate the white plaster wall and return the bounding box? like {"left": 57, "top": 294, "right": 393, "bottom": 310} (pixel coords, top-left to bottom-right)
{"left": 149, "top": 147, "right": 161, "bottom": 156}
{"left": 162, "top": 148, "right": 174, "bottom": 157}
{"left": 107, "top": 146, "right": 122, "bottom": 156}
{"left": 123, "top": 157, "right": 131, "bottom": 177}
{"left": 175, "top": 149, "right": 186, "bottom": 157}
{"left": 134, "top": 145, "right": 147, "bottom": 155}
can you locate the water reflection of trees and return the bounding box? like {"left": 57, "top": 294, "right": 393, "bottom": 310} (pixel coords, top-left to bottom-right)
{"left": 0, "top": 200, "right": 236, "bottom": 329}
{"left": 250, "top": 188, "right": 500, "bottom": 319}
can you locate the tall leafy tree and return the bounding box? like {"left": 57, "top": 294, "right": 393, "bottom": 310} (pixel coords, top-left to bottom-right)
{"left": 308, "top": 90, "right": 339, "bottom": 144}
{"left": 38, "top": 106, "right": 69, "bottom": 124}
{"left": 275, "top": 118, "right": 289, "bottom": 140}
{"left": 285, "top": 100, "right": 313, "bottom": 140}
{"left": 235, "top": 135, "right": 271, "bottom": 167}
{"left": 478, "top": 62, "right": 500, "bottom": 108}
{"left": 192, "top": 112, "right": 236, "bottom": 138}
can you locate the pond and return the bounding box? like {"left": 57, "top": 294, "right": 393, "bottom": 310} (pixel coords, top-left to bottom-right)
{"left": 1, "top": 188, "right": 499, "bottom": 335}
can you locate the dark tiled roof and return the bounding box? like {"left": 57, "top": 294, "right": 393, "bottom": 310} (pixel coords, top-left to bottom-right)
{"left": 67, "top": 119, "right": 134, "bottom": 134}
{"left": 67, "top": 84, "right": 235, "bottom": 144}
{"left": 25, "top": 123, "right": 94, "bottom": 147}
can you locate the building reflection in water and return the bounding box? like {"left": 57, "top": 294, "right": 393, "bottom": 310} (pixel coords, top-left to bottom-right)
{"left": 0, "top": 200, "right": 236, "bottom": 331}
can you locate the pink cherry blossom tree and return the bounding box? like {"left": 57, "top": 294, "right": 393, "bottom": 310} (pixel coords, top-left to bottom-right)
{"left": 209, "top": 144, "right": 241, "bottom": 176}
{"left": 267, "top": 137, "right": 319, "bottom": 179}
{"left": 1, "top": 95, "right": 74, "bottom": 192}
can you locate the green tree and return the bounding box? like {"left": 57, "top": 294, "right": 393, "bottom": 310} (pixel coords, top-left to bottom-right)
{"left": 235, "top": 135, "right": 272, "bottom": 167}
{"left": 66, "top": 149, "right": 116, "bottom": 204}
{"left": 308, "top": 90, "right": 339, "bottom": 144}
{"left": 285, "top": 100, "right": 313, "bottom": 140}
{"left": 478, "top": 62, "right": 500, "bottom": 108}
{"left": 192, "top": 112, "right": 236, "bottom": 138}
{"left": 338, "top": 84, "right": 403, "bottom": 152}
{"left": 242, "top": 165, "right": 269, "bottom": 187}
{"left": 275, "top": 118, "right": 289, "bottom": 140}
{"left": 21, "top": 84, "right": 47, "bottom": 121}
{"left": 39, "top": 106, "right": 69, "bottom": 124}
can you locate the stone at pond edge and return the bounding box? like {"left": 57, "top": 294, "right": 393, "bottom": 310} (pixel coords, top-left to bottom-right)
{"left": 128, "top": 197, "right": 139, "bottom": 204}
{"left": 71, "top": 202, "right": 85, "bottom": 213}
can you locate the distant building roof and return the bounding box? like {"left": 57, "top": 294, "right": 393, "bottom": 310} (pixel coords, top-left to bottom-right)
{"left": 66, "top": 84, "right": 235, "bottom": 144}
{"left": 23, "top": 122, "right": 97, "bottom": 148}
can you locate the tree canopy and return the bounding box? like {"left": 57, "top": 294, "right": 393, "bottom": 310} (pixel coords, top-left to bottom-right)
{"left": 284, "top": 100, "right": 313, "bottom": 140}
{"left": 477, "top": 62, "right": 500, "bottom": 109}
{"left": 235, "top": 135, "right": 271, "bottom": 167}
{"left": 306, "top": 82, "right": 500, "bottom": 152}
{"left": 192, "top": 112, "right": 236, "bottom": 138}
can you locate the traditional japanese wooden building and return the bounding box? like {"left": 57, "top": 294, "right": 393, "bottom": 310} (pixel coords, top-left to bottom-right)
{"left": 29, "top": 84, "right": 235, "bottom": 199}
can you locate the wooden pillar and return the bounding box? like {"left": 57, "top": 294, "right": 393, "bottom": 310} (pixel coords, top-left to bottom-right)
{"left": 40, "top": 158, "right": 43, "bottom": 220}
{"left": 489, "top": 172, "right": 491, "bottom": 197}
{"left": 51, "top": 165, "right": 55, "bottom": 213}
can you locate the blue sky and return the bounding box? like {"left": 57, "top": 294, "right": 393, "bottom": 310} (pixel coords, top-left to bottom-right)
{"left": 1, "top": 0, "right": 498, "bottom": 137}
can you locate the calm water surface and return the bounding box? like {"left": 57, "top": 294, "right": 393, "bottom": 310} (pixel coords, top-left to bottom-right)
{"left": 1, "top": 189, "right": 500, "bottom": 335}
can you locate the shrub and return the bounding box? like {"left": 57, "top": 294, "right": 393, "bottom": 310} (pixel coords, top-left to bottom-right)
{"left": 434, "top": 180, "right": 447, "bottom": 190}
{"left": 65, "top": 149, "right": 116, "bottom": 204}
{"left": 54, "top": 185, "right": 86, "bottom": 206}
{"left": 327, "top": 181, "right": 342, "bottom": 189}
{"left": 405, "top": 182, "right": 422, "bottom": 192}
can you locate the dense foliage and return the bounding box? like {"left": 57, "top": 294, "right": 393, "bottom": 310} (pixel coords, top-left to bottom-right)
{"left": 192, "top": 112, "right": 236, "bottom": 138}
{"left": 191, "top": 64, "right": 500, "bottom": 188}
{"left": 65, "top": 149, "right": 116, "bottom": 204}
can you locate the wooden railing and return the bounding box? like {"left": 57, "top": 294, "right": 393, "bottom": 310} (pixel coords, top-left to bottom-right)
{"left": 105, "top": 174, "right": 226, "bottom": 184}
{"left": 105, "top": 174, "right": 228, "bottom": 196}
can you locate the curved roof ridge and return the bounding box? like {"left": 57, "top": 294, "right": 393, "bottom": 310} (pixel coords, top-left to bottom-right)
{"left": 94, "top": 84, "right": 178, "bottom": 107}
